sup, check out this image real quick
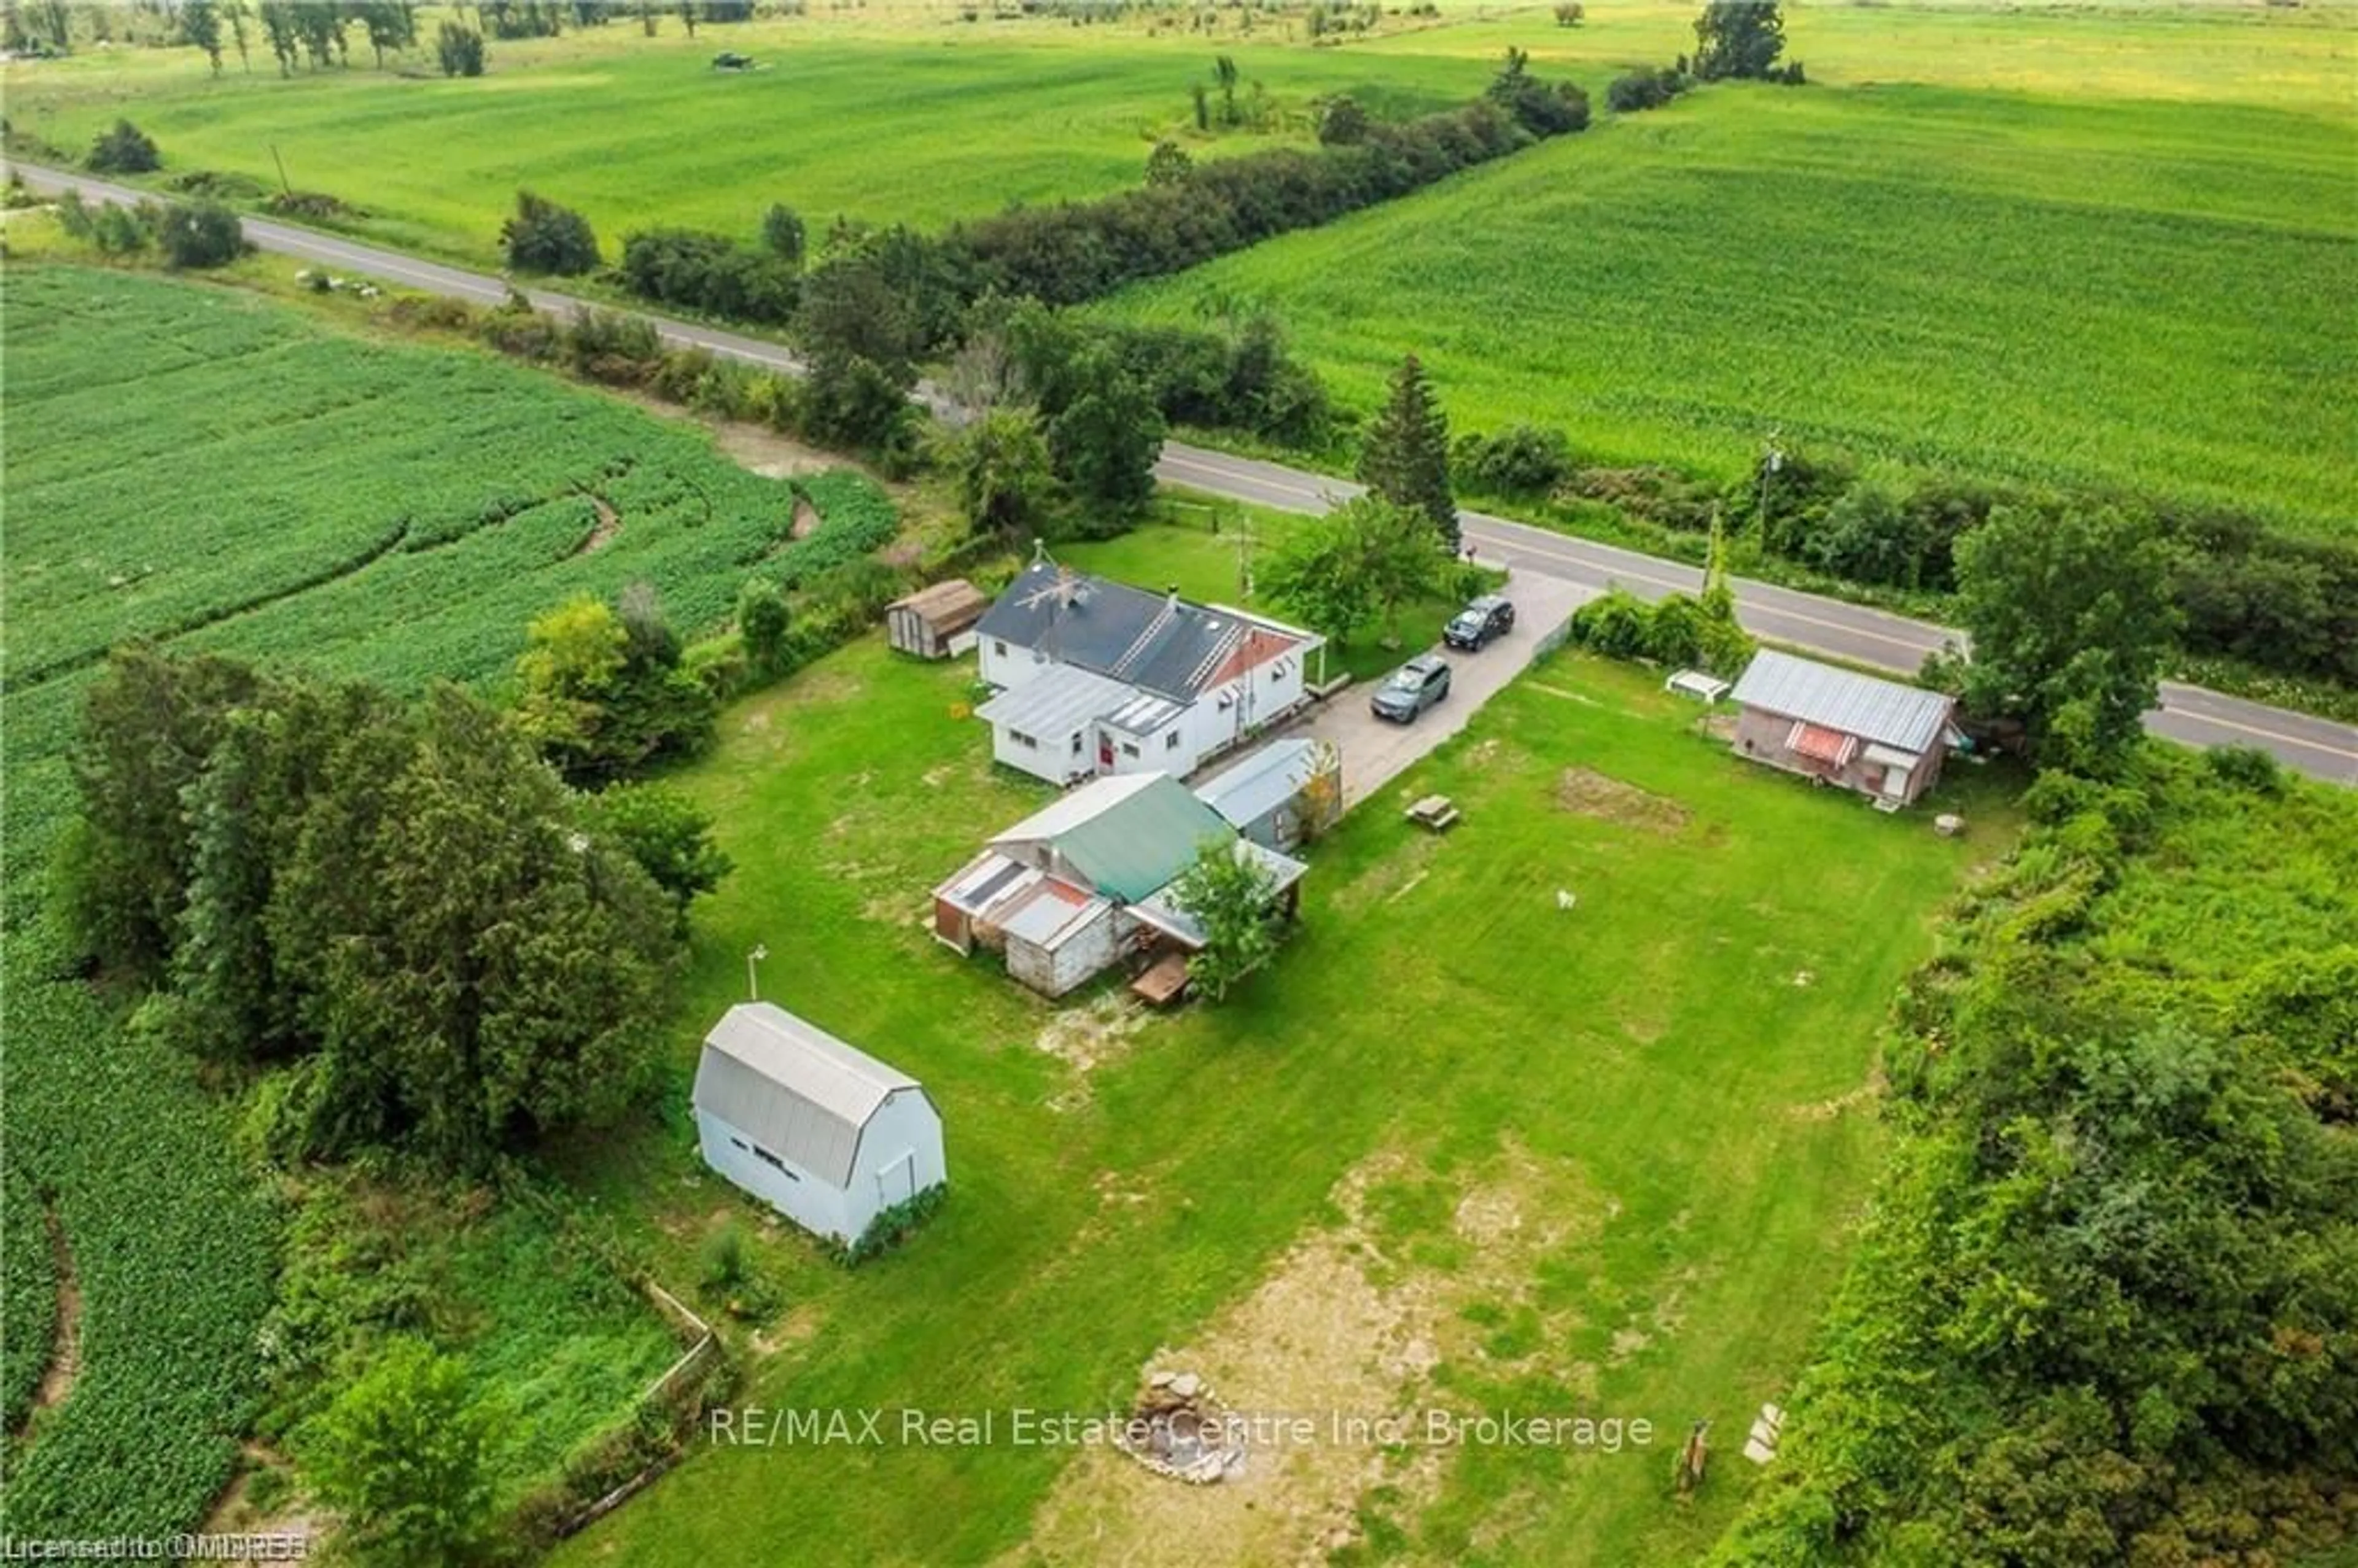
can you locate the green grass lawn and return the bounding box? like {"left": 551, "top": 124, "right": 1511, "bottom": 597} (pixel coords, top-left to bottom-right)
{"left": 549, "top": 633, "right": 2020, "bottom": 1564}
{"left": 1100, "top": 75, "right": 2358, "bottom": 535}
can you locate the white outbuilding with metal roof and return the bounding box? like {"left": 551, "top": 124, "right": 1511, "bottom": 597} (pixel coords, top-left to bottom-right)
{"left": 692, "top": 1002, "right": 946, "bottom": 1245}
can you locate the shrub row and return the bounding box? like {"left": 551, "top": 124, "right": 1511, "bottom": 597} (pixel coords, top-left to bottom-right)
{"left": 951, "top": 87, "right": 1587, "bottom": 308}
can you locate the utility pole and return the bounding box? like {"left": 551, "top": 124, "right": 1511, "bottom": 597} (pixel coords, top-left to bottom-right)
{"left": 745, "top": 944, "right": 768, "bottom": 1002}
{"left": 269, "top": 142, "right": 291, "bottom": 198}
{"left": 1757, "top": 435, "right": 1784, "bottom": 542}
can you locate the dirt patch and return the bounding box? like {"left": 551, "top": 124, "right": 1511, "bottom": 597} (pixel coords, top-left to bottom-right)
{"left": 1036, "top": 993, "right": 1151, "bottom": 1077}
{"left": 788, "top": 493, "right": 822, "bottom": 539}
{"left": 1791, "top": 1065, "right": 1888, "bottom": 1122}
{"left": 1555, "top": 767, "right": 1689, "bottom": 835}
{"left": 713, "top": 421, "right": 856, "bottom": 480}
{"left": 1008, "top": 1142, "right": 1612, "bottom": 1566}
{"left": 29, "top": 1205, "right": 81, "bottom": 1419}
{"left": 749, "top": 1303, "right": 825, "bottom": 1359}
{"left": 574, "top": 494, "right": 621, "bottom": 555}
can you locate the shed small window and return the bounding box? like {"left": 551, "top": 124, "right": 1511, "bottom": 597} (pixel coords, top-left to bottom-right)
{"left": 752, "top": 1146, "right": 798, "bottom": 1180}
{"left": 1071, "top": 732, "right": 1084, "bottom": 755}
{"left": 1011, "top": 729, "right": 1038, "bottom": 750}
{"left": 730, "top": 1136, "right": 749, "bottom": 1152}
{"left": 993, "top": 639, "right": 1008, "bottom": 657}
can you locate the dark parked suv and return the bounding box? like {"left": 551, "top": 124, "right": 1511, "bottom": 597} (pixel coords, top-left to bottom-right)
{"left": 1443, "top": 594, "right": 1516, "bottom": 651}
{"left": 1371, "top": 654, "right": 1452, "bottom": 723}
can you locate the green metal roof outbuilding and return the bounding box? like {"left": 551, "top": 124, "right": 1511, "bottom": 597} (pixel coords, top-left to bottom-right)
{"left": 987, "top": 772, "right": 1229, "bottom": 904}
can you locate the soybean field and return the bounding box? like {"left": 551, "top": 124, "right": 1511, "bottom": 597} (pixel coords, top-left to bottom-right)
{"left": 0, "top": 262, "right": 897, "bottom": 1539}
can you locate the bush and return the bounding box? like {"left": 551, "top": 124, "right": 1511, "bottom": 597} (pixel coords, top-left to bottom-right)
{"left": 2202, "top": 743, "right": 2283, "bottom": 796}
{"left": 1453, "top": 424, "right": 1572, "bottom": 495}
{"left": 87, "top": 118, "right": 160, "bottom": 174}
{"left": 699, "top": 1219, "right": 747, "bottom": 1292}
{"left": 563, "top": 306, "right": 663, "bottom": 385}
{"left": 155, "top": 200, "right": 244, "bottom": 270}
{"left": 620, "top": 228, "right": 799, "bottom": 324}
{"left": 435, "top": 20, "right": 485, "bottom": 76}
{"left": 500, "top": 188, "right": 598, "bottom": 275}
{"left": 1607, "top": 66, "right": 1686, "bottom": 113}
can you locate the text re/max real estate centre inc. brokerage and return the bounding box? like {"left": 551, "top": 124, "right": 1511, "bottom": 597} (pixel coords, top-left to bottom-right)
{"left": 707, "top": 1405, "right": 1658, "bottom": 1453}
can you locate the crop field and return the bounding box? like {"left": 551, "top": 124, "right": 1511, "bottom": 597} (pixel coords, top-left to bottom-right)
{"left": 0, "top": 263, "right": 898, "bottom": 1538}
{"left": 0, "top": 18, "right": 1485, "bottom": 263}
{"left": 1, "top": 1156, "right": 58, "bottom": 1434}
{"left": 1104, "top": 67, "right": 2358, "bottom": 535}
{"left": 531, "top": 632, "right": 2017, "bottom": 1565}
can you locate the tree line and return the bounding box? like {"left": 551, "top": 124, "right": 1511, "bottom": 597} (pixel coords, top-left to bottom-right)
{"left": 60, "top": 626, "right": 730, "bottom": 1177}
{"left": 1714, "top": 749, "right": 2358, "bottom": 1564}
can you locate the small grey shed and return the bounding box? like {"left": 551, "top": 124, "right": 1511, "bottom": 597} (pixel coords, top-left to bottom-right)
{"left": 692, "top": 1002, "right": 946, "bottom": 1244}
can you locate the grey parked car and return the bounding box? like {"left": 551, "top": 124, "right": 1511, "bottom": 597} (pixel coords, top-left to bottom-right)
{"left": 1371, "top": 653, "right": 1452, "bottom": 723}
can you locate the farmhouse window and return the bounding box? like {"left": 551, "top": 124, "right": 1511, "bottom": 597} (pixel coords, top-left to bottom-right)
{"left": 1011, "top": 729, "right": 1038, "bottom": 749}
{"left": 1071, "top": 733, "right": 1084, "bottom": 755}
{"left": 993, "top": 639, "right": 1007, "bottom": 657}
{"left": 1121, "top": 742, "right": 1141, "bottom": 759}
{"left": 1165, "top": 730, "right": 1181, "bottom": 751}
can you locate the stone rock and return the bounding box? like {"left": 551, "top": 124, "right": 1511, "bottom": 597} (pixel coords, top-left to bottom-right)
{"left": 1742, "top": 1435, "right": 1776, "bottom": 1465}
{"left": 1170, "top": 1373, "right": 1201, "bottom": 1399}
{"left": 1148, "top": 1370, "right": 1176, "bottom": 1389}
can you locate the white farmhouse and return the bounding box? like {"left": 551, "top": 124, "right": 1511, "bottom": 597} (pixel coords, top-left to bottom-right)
{"left": 972, "top": 562, "right": 1323, "bottom": 785}
{"left": 691, "top": 1003, "right": 946, "bottom": 1245}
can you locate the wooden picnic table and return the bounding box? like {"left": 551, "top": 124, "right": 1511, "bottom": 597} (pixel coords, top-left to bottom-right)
{"left": 1406, "top": 794, "right": 1461, "bottom": 832}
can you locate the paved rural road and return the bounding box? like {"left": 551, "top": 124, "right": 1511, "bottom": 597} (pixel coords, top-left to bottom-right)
{"left": 14, "top": 162, "right": 2355, "bottom": 785}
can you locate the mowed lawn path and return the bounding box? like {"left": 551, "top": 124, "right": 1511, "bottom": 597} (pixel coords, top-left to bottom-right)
{"left": 555, "top": 638, "right": 2017, "bottom": 1565}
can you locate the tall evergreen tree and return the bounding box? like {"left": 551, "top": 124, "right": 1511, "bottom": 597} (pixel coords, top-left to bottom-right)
{"left": 1356, "top": 354, "right": 1458, "bottom": 550}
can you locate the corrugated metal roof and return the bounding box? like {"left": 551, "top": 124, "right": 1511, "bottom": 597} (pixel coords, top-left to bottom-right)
{"left": 1195, "top": 739, "right": 1324, "bottom": 831}
{"left": 1103, "top": 690, "right": 1186, "bottom": 735}
{"left": 1730, "top": 650, "right": 1954, "bottom": 754}
{"left": 1129, "top": 840, "right": 1309, "bottom": 949}
{"left": 990, "top": 772, "right": 1229, "bottom": 903}
{"left": 890, "top": 578, "right": 988, "bottom": 629}
{"left": 976, "top": 664, "right": 1134, "bottom": 738}
{"left": 993, "top": 879, "right": 1110, "bottom": 949}
{"left": 693, "top": 1003, "right": 918, "bottom": 1187}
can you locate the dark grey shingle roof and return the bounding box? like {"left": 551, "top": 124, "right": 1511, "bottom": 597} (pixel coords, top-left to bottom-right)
{"left": 975, "top": 565, "right": 1247, "bottom": 702}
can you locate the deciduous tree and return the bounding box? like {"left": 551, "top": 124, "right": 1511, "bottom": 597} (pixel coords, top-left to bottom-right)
{"left": 1692, "top": 0, "right": 1784, "bottom": 81}
{"left": 1954, "top": 503, "right": 2178, "bottom": 774}
{"left": 1170, "top": 837, "right": 1280, "bottom": 1002}
{"left": 306, "top": 1340, "right": 498, "bottom": 1567}
{"left": 936, "top": 406, "right": 1057, "bottom": 541}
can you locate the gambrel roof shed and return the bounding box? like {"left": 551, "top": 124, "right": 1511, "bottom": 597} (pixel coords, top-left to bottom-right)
{"left": 693, "top": 1003, "right": 930, "bottom": 1187}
